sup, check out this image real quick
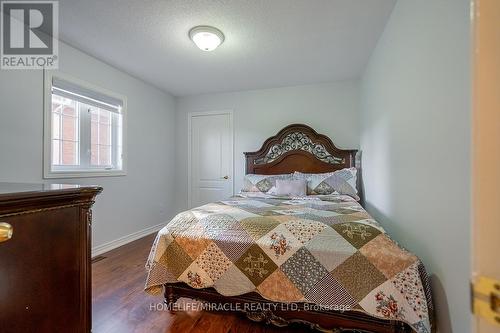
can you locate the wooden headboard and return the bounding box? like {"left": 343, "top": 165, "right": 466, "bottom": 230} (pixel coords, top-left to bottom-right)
{"left": 244, "top": 124, "right": 358, "bottom": 175}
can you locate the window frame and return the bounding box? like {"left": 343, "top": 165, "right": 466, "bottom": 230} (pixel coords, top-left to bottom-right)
{"left": 43, "top": 71, "right": 127, "bottom": 178}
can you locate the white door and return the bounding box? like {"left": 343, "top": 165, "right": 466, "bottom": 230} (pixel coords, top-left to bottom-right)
{"left": 472, "top": 0, "right": 500, "bottom": 332}
{"left": 189, "top": 111, "right": 233, "bottom": 208}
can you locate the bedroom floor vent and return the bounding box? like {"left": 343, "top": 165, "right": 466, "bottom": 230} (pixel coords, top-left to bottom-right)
{"left": 91, "top": 256, "right": 106, "bottom": 264}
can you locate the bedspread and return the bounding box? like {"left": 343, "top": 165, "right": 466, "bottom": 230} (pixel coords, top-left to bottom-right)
{"left": 145, "top": 194, "right": 433, "bottom": 333}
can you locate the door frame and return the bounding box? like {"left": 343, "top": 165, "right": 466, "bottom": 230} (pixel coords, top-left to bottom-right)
{"left": 187, "top": 110, "right": 234, "bottom": 208}
{"left": 471, "top": 0, "right": 500, "bottom": 331}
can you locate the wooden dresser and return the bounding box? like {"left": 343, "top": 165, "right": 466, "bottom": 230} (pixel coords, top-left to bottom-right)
{"left": 0, "top": 183, "right": 102, "bottom": 333}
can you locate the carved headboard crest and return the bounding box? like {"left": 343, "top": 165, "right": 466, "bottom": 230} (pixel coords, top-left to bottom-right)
{"left": 244, "top": 124, "right": 357, "bottom": 176}
{"left": 254, "top": 131, "right": 344, "bottom": 165}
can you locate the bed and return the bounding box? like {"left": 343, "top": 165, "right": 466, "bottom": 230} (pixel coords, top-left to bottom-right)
{"left": 145, "top": 124, "right": 434, "bottom": 333}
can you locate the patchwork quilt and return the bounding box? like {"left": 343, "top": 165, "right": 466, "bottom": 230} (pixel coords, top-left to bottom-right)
{"left": 145, "top": 194, "right": 433, "bottom": 333}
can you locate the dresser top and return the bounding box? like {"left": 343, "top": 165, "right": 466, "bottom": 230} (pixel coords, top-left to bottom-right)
{"left": 0, "top": 182, "right": 102, "bottom": 197}
{"left": 0, "top": 182, "right": 103, "bottom": 215}
{"left": 0, "top": 183, "right": 102, "bottom": 215}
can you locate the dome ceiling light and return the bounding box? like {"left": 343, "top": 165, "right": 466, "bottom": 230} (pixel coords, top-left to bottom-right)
{"left": 189, "top": 26, "right": 225, "bottom": 52}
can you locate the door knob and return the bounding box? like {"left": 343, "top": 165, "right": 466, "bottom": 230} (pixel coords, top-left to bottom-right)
{"left": 0, "top": 222, "right": 13, "bottom": 243}
{"left": 222, "top": 176, "right": 229, "bottom": 180}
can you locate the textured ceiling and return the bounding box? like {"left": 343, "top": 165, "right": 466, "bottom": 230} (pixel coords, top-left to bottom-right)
{"left": 58, "top": 0, "right": 396, "bottom": 96}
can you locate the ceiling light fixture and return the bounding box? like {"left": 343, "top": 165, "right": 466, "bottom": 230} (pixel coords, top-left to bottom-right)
{"left": 189, "top": 26, "right": 224, "bottom": 52}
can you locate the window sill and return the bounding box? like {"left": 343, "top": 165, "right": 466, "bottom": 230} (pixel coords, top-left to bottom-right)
{"left": 43, "top": 170, "right": 126, "bottom": 179}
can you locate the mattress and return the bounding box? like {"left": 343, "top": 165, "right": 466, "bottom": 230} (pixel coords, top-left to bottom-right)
{"left": 145, "top": 193, "right": 433, "bottom": 333}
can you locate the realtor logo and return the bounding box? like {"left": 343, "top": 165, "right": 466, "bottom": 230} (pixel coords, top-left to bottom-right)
{"left": 1, "top": 1, "right": 58, "bottom": 69}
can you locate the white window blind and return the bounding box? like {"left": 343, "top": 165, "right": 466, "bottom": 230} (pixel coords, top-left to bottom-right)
{"left": 44, "top": 73, "right": 126, "bottom": 178}
{"left": 52, "top": 77, "right": 123, "bottom": 113}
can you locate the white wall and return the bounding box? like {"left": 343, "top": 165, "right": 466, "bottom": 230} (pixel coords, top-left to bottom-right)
{"left": 0, "top": 42, "right": 177, "bottom": 249}
{"left": 175, "top": 81, "right": 360, "bottom": 211}
{"left": 360, "top": 1, "right": 471, "bottom": 332}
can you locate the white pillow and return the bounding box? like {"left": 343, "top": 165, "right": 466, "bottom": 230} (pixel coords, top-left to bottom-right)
{"left": 273, "top": 179, "right": 307, "bottom": 197}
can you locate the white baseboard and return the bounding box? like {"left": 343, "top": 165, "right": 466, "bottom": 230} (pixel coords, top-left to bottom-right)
{"left": 91, "top": 223, "right": 165, "bottom": 258}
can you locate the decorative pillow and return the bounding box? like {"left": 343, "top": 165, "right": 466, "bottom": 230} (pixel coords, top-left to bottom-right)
{"left": 241, "top": 173, "right": 294, "bottom": 193}
{"left": 334, "top": 168, "right": 358, "bottom": 193}
{"left": 295, "top": 168, "right": 359, "bottom": 200}
{"left": 274, "top": 179, "right": 307, "bottom": 197}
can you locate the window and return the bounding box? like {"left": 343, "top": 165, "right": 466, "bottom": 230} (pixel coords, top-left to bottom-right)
{"left": 44, "top": 73, "right": 126, "bottom": 178}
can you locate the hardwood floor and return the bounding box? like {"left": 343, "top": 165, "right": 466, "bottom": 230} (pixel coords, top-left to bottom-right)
{"left": 92, "top": 233, "right": 306, "bottom": 333}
